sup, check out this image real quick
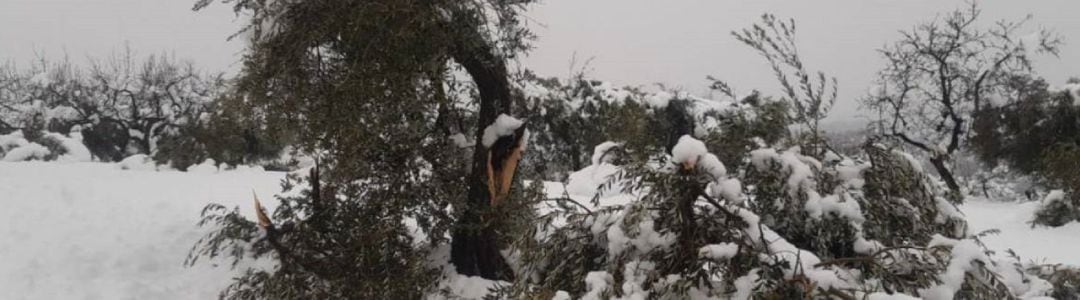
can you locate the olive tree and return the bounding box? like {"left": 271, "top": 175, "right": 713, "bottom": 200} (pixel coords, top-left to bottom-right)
{"left": 188, "top": 0, "right": 538, "bottom": 297}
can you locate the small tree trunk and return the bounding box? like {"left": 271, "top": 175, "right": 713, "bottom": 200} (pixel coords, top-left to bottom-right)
{"left": 673, "top": 181, "right": 699, "bottom": 272}
{"left": 930, "top": 156, "right": 962, "bottom": 201}
{"left": 669, "top": 102, "right": 698, "bottom": 272}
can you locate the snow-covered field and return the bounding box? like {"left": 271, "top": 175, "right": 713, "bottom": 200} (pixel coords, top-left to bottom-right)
{"left": 961, "top": 200, "right": 1080, "bottom": 266}
{"left": 0, "top": 162, "right": 283, "bottom": 300}
{"left": 0, "top": 161, "right": 1077, "bottom": 299}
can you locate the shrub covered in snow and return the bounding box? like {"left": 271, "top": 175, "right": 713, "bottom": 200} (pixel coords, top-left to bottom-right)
{"left": 0, "top": 55, "right": 219, "bottom": 160}
{"left": 1028, "top": 263, "right": 1080, "bottom": 300}
{"left": 1032, "top": 190, "right": 1080, "bottom": 228}
{"left": 516, "top": 71, "right": 789, "bottom": 182}
{"left": 963, "top": 164, "right": 1041, "bottom": 203}
{"left": 152, "top": 93, "right": 292, "bottom": 171}
{"left": 0, "top": 53, "right": 291, "bottom": 171}
{"left": 971, "top": 76, "right": 1080, "bottom": 177}
{"left": 1030, "top": 144, "right": 1080, "bottom": 227}
{"left": 0, "top": 130, "right": 92, "bottom": 162}
{"left": 513, "top": 72, "right": 652, "bottom": 180}
{"left": 968, "top": 76, "right": 1080, "bottom": 214}
{"left": 509, "top": 136, "right": 1045, "bottom": 299}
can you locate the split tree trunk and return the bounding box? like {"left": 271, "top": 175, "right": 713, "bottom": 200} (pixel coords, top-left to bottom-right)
{"left": 447, "top": 30, "right": 516, "bottom": 280}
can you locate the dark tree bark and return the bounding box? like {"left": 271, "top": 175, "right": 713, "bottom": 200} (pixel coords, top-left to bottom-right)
{"left": 447, "top": 28, "right": 516, "bottom": 280}
{"left": 665, "top": 100, "right": 696, "bottom": 153}
{"left": 890, "top": 130, "right": 963, "bottom": 198}
{"left": 930, "top": 156, "right": 961, "bottom": 197}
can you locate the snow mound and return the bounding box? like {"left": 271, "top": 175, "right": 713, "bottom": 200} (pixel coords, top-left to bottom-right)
{"left": 698, "top": 243, "right": 739, "bottom": 260}
{"left": 0, "top": 131, "right": 91, "bottom": 162}
{"left": 118, "top": 154, "right": 157, "bottom": 171}
{"left": 45, "top": 132, "right": 92, "bottom": 162}
{"left": 565, "top": 141, "right": 626, "bottom": 200}
{"left": 566, "top": 164, "right": 621, "bottom": 199}
{"left": 590, "top": 141, "right": 622, "bottom": 165}
{"left": 1042, "top": 189, "right": 1066, "bottom": 205}
{"left": 582, "top": 271, "right": 613, "bottom": 300}
{"left": 0, "top": 131, "right": 27, "bottom": 150}
{"left": 671, "top": 135, "right": 707, "bottom": 164}
{"left": 481, "top": 114, "right": 524, "bottom": 147}
{"left": 1061, "top": 83, "right": 1080, "bottom": 106}
{"left": 449, "top": 133, "right": 473, "bottom": 148}
{"left": 2, "top": 142, "right": 50, "bottom": 161}
{"left": 188, "top": 158, "right": 220, "bottom": 174}
{"left": 0, "top": 131, "right": 51, "bottom": 161}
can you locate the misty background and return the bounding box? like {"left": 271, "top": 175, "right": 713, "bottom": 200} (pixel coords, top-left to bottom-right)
{"left": 3, "top": 0, "right": 1077, "bottom": 121}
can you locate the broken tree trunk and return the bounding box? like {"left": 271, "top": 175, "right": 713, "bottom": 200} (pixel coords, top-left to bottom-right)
{"left": 447, "top": 27, "right": 519, "bottom": 280}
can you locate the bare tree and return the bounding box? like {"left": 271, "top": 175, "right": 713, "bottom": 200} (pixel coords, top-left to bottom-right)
{"left": 863, "top": 2, "right": 1061, "bottom": 197}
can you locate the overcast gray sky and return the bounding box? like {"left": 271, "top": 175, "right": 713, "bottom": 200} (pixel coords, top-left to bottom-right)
{"left": 2, "top": 0, "right": 1078, "bottom": 120}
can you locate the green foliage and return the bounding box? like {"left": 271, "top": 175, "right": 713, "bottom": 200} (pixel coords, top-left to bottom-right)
{"left": 699, "top": 92, "right": 790, "bottom": 171}
{"left": 1030, "top": 264, "right": 1080, "bottom": 300}
{"left": 154, "top": 93, "right": 292, "bottom": 171}
{"left": 512, "top": 134, "right": 988, "bottom": 298}
{"left": 1042, "top": 144, "right": 1080, "bottom": 194}
{"left": 518, "top": 71, "right": 792, "bottom": 181}
{"left": 201, "top": 0, "right": 533, "bottom": 166}
{"left": 503, "top": 12, "right": 983, "bottom": 297}
{"left": 515, "top": 72, "right": 690, "bottom": 180}
{"left": 515, "top": 72, "right": 638, "bottom": 179}
{"left": 176, "top": 2, "right": 1074, "bottom": 298}
{"left": 33, "top": 134, "right": 66, "bottom": 161}
{"left": 1031, "top": 145, "right": 1080, "bottom": 227}
{"left": 860, "top": 143, "right": 966, "bottom": 241}
{"left": 188, "top": 172, "right": 441, "bottom": 299}
{"left": 730, "top": 14, "right": 837, "bottom": 155}
{"left": 187, "top": 0, "right": 539, "bottom": 297}
{"left": 12, "top": 114, "right": 67, "bottom": 161}
{"left": 512, "top": 156, "right": 754, "bottom": 298}
{"left": 745, "top": 143, "right": 968, "bottom": 295}
{"left": 505, "top": 58, "right": 986, "bottom": 297}
{"left": 970, "top": 76, "right": 1080, "bottom": 174}
{"left": 1032, "top": 192, "right": 1079, "bottom": 227}
{"left": 969, "top": 75, "right": 1080, "bottom": 225}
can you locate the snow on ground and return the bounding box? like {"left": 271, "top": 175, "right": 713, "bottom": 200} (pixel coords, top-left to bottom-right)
{"left": 0, "top": 161, "right": 285, "bottom": 300}
{"left": 961, "top": 199, "right": 1080, "bottom": 266}
{"left": 1, "top": 161, "right": 1078, "bottom": 299}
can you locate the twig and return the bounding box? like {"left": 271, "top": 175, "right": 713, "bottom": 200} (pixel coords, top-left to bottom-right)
{"left": 541, "top": 197, "right": 592, "bottom": 214}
